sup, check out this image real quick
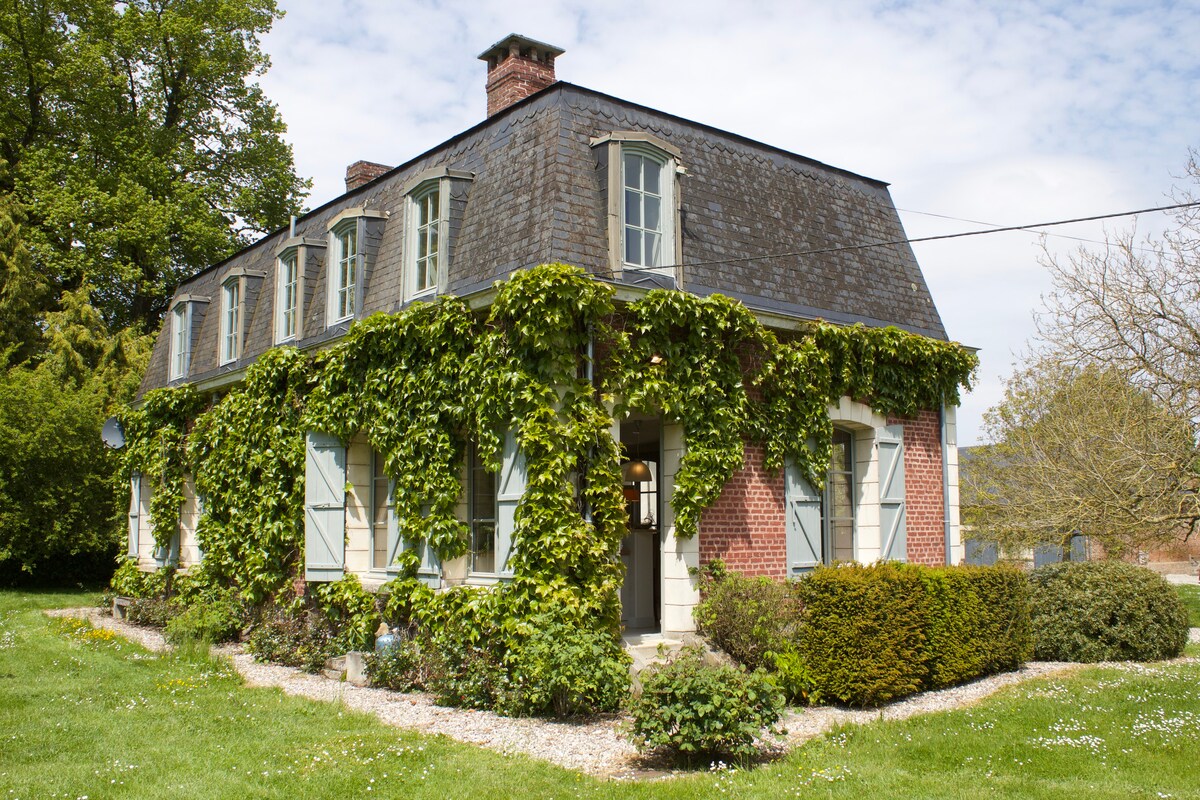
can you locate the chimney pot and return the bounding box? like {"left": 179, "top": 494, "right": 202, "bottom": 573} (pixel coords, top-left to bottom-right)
{"left": 478, "top": 34, "right": 565, "bottom": 118}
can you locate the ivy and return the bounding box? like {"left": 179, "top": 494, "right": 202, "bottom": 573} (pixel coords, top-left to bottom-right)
{"left": 187, "top": 347, "right": 312, "bottom": 603}
{"left": 119, "top": 384, "right": 204, "bottom": 549}
{"left": 117, "top": 263, "right": 976, "bottom": 661}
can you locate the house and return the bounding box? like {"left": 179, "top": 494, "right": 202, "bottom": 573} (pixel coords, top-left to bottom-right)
{"left": 129, "top": 34, "right": 968, "bottom": 639}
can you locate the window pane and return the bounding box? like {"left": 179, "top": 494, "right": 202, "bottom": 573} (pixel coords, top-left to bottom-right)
{"left": 625, "top": 229, "right": 642, "bottom": 265}
{"left": 645, "top": 231, "right": 661, "bottom": 267}
{"left": 644, "top": 160, "right": 660, "bottom": 195}
{"left": 829, "top": 473, "right": 853, "bottom": 519}
{"left": 644, "top": 196, "right": 660, "bottom": 232}
{"left": 624, "top": 189, "right": 640, "bottom": 227}
{"left": 428, "top": 226, "right": 439, "bottom": 260}
{"left": 472, "top": 522, "right": 496, "bottom": 574}
{"left": 623, "top": 153, "right": 641, "bottom": 189}
{"left": 830, "top": 432, "right": 852, "bottom": 471}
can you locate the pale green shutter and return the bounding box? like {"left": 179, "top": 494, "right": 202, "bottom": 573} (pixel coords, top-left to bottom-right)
{"left": 305, "top": 432, "right": 346, "bottom": 581}
{"left": 128, "top": 474, "right": 141, "bottom": 558}
{"left": 878, "top": 424, "right": 907, "bottom": 562}
{"left": 495, "top": 429, "right": 526, "bottom": 578}
{"left": 785, "top": 460, "right": 823, "bottom": 575}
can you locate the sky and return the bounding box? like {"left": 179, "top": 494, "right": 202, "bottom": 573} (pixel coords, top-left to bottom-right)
{"left": 257, "top": 0, "right": 1200, "bottom": 444}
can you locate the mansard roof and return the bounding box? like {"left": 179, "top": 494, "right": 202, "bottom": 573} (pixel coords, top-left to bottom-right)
{"left": 140, "top": 82, "right": 947, "bottom": 396}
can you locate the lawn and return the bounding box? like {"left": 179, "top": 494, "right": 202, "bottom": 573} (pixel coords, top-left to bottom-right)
{"left": 1175, "top": 583, "right": 1200, "bottom": 627}
{"left": 2, "top": 589, "right": 1198, "bottom": 799}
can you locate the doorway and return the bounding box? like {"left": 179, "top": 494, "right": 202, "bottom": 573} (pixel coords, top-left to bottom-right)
{"left": 619, "top": 414, "right": 662, "bottom": 634}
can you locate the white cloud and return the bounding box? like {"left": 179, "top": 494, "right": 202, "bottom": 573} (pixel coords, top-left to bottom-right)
{"left": 259, "top": 0, "right": 1199, "bottom": 442}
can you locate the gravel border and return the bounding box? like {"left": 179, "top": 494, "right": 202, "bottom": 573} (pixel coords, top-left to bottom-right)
{"left": 44, "top": 609, "right": 1200, "bottom": 779}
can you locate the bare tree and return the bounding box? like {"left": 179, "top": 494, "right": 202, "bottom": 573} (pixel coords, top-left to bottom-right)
{"left": 966, "top": 362, "right": 1200, "bottom": 558}
{"left": 968, "top": 156, "right": 1200, "bottom": 558}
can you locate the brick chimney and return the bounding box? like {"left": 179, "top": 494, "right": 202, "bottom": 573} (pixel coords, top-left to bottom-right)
{"left": 345, "top": 160, "right": 392, "bottom": 192}
{"left": 478, "top": 34, "right": 564, "bottom": 117}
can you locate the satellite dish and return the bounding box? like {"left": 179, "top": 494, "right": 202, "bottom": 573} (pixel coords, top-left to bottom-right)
{"left": 101, "top": 416, "right": 126, "bottom": 450}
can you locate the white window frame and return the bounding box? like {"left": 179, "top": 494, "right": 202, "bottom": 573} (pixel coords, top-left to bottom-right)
{"left": 621, "top": 145, "right": 673, "bottom": 270}
{"left": 169, "top": 303, "right": 191, "bottom": 380}
{"left": 219, "top": 277, "right": 241, "bottom": 365}
{"left": 591, "top": 132, "right": 682, "bottom": 281}
{"left": 275, "top": 249, "right": 300, "bottom": 343}
{"left": 405, "top": 181, "right": 445, "bottom": 300}
{"left": 329, "top": 221, "right": 358, "bottom": 325}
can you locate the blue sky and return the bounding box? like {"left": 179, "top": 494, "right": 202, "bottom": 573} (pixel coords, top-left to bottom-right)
{"left": 258, "top": 0, "right": 1200, "bottom": 443}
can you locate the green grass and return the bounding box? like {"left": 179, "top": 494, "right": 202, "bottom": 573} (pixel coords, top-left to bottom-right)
{"left": 1175, "top": 583, "right": 1200, "bottom": 627}
{"left": 3, "top": 589, "right": 1199, "bottom": 799}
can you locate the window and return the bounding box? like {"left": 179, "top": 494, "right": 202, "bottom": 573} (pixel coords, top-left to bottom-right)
{"left": 592, "top": 132, "right": 681, "bottom": 278}
{"left": 276, "top": 250, "right": 299, "bottom": 342}
{"left": 623, "top": 149, "right": 666, "bottom": 268}
{"left": 371, "top": 451, "right": 393, "bottom": 571}
{"left": 169, "top": 304, "right": 191, "bottom": 380}
{"left": 220, "top": 278, "right": 241, "bottom": 365}
{"left": 332, "top": 223, "right": 357, "bottom": 323}
{"left": 469, "top": 443, "right": 498, "bottom": 574}
{"left": 824, "top": 429, "right": 855, "bottom": 563}
{"left": 411, "top": 184, "right": 440, "bottom": 296}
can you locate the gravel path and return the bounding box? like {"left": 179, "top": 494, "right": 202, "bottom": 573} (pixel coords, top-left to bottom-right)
{"left": 44, "top": 608, "right": 1200, "bottom": 779}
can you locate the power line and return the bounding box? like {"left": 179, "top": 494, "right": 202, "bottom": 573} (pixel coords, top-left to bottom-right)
{"left": 895, "top": 206, "right": 1170, "bottom": 256}
{"left": 673, "top": 200, "right": 1200, "bottom": 271}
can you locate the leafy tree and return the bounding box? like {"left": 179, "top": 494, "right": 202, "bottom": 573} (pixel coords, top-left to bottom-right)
{"left": 966, "top": 360, "right": 1200, "bottom": 559}
{"left": 0, "top": 0, "right": 308, "bottom": 331}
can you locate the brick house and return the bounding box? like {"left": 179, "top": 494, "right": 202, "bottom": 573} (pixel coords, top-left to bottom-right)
{"left": 131, "top": 34, "right": 965, "bottom": 639}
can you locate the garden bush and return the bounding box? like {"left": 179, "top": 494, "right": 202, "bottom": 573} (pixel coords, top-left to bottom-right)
{"left": 124, "top": 596, "right": 173, "bottom": 627}
{"left": 793, "top": 562, "right": 929, "bottom": 707}
{"left": 498, "top": 615, "right": 631, "bottom": 717}
{"left": 1029, "top": 561, "right": 1188, "bottom": 662}
{"left": 164, "top": 594, "right": 244, "bottom": 645}
{"left": 921, "top": 565, "right": 1031, "bottom": 689}
{"left": 627, "top": 645, "right": 785, "bottom": 765}
{"left": 245, "top": 604, "right": 338, "bottom": 673}
{"left": 365, "top": 631, "right": 432, "bottom": 693}
{"left": 694, "top": 562, "right": 803, "bottom": 671}
{"left": 425, "top": 616, "right": 507, "bottom": 709}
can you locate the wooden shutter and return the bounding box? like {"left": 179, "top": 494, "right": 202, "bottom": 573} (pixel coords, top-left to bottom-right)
{"left": 494, "top": 429, "right": 526, "bottom": 578}
{"left": 785, "top": 460, "right": 823, "bottom": 575}
{"left": 878, "top": 424, "right": 907, "bottom": 562}
{"left": 127, "top": 473, "right": 141, "bottom": 558}
{"left": 305, "top": 432, "right": 346, "bottom": 581}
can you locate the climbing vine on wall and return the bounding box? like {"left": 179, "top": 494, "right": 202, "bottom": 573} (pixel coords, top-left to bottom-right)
{"left": 118, "top": 263, "right": 976, "bottom": 646}
{"left": 119, "top": 385, "right": 204, "bottom": 549}
{"left": 188, "top": 347, "right": 313, "bottom": 603}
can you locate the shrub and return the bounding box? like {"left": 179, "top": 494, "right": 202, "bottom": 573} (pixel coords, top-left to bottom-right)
{"left": 164, "top": 595, "right": 244, "bottom": 645}
{"left": 499, "top": 615, "right": 631, "bottom": 717}
{"left": 245, "top": 604, "right": 338, "bottom": 673}
{"left": 794, "top": 563, "right": 928, "bottom": 707}
{"left": 921, "top": 565, "right": 1031, "bottom": 689}
{"left": 694, "top": 564, "right": 803, "bottom": 671}
{"left": 763, "top": 642, "right": 818, "bottom": 704}
{"left": 627, "top": 646, "right": 785, "bottom": 765}
{"left": 1029, "top": 561, "right": 1189, "bottom": 662}
{"left": 365, "top": 631, "right": 431, "bottom": 692}
{"left": 124, "top": 596, "right": 173, "bottom": 628}
{"left": 425, "top": 616, "right": 507, "bottom": 709}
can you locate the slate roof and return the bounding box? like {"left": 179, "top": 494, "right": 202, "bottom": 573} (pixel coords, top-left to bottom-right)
{"left": 140, "top": 82, "right": 948, "bottom": 396}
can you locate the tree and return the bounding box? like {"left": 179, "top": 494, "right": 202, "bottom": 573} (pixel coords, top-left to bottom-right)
{"left": 0, "top": 0, "right": 308, "bottom": 332}
{"left": 969, "top": 158, "right": 1200, "bottom": 558}
{"left": 965, "top": 361, "right": 1200, "bottom": 559}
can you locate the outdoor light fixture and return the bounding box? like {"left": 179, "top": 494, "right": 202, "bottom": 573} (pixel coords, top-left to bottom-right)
{"left": 622, "top": 459, "right": 652, "bottom": 483}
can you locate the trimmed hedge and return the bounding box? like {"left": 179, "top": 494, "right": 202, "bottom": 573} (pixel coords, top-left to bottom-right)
{"left": 1030, "top": 561, "right": 1188, "bottom": 662}
{"left": 779, "top": 563, "right": 1031, "bottom": 707}
{"left": 921, "top": 565, "right": 1030, "bottom": 689}
{"left": 793, "top": 562, "right": 929, "bottom": 707}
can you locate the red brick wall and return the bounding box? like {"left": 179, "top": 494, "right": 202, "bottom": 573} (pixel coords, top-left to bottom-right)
{"left": 698, "top": 443, "right": 787, "bottom": 577}
{"left": 485, "top": 55, "right": 556, "bottom": 116}
{"left": 890, "top": 409, "right": 946, "bottom": 565}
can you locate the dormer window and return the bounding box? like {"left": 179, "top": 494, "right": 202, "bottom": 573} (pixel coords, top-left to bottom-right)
{"left": 170, "top": 304, "right": 191, "bottom": 380}
{"left": 401, "top": 168, "right": 473, "bottom": 302}
{"left": 220, "top": 277, "right": 241, "bottom": 365}
{"left": 332, "top": 222, "right": 357, "bottom": 323}
{"left": 277, "top": 250, "right": 299, "bottom": 342}
{"left": 167, "top": 295, "right": 208, "bottom": 382}
{"left": 591, "top": 132, "right": 683, "bottom": 280}
{"left": 410, "top": 184, "right": 440, "bottom": 296}
{"left": 325, "top": 207, "right": 386, "bottom": 328}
